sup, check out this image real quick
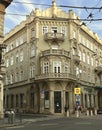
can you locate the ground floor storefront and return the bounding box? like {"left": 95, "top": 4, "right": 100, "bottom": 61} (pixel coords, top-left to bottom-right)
{"left": 4, "top": 81, "right": 100, "bottom": 115}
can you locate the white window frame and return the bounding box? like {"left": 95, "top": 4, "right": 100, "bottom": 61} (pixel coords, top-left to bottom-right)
{"left": 51, "top": 27, "right": 57, "bottom": 33}
{"left": 16, "top": 53, "right": 19, "bottom": 63}
{"left": 61, "top": 26, "right": 66, "bottom": 36}
{"left": 53, "top": 61, "right": 61, "bottom": 73}
{"left": 42, "top": 26, "right": 48, "bottom": 35}
{"left": 11, "top": 55, "right": 13, "bottom": 65}
{"left": 31, "top": 45, "right": 35, "bottom": 57}
{"left": 43, "top": 62, "right": 49, "bottom": 74}
{"left": 20, "top": 50, "right": 23, "bottom": 62}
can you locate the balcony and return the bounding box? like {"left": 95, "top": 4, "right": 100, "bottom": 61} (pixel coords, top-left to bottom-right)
{"left": 44, "top": 33, "right": 65, "bottom": 42}
{"left": 35, "top": 73, "right": 76, "bottom": 81}
{"left": 95, "top": 65, "right": 102, "bottom": 74}
{"left": 40, "top": 49, "right": 70, "bottom": 58}
{"left": 73, "top": 54, "right": 80, "bottom": 64}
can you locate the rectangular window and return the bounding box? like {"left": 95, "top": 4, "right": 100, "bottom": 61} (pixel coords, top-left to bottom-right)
{"left": 61, "top": 26, "right": 66, "bottom": 36}
{"left": 42, "top": 26, "right": 48, "bottom": 34}
{"left": 43, "top": 62, "right": 49, "bottom": 74}
{"left": 51, "top": 27, "right": 57, "bottom": 33}
{"left": 31, "top": 46, "right": 35, "bottom": 57}
{"left": 16, "top": 38, "right": 19, "bottom": 47}
{"left": 31, "top": 28, "right": 35, "bottom": 38}
{"left": 53, "top": 61, "right": 61, "bottom": 73}
{"left": 64, "top": 62, "right": 68, "bottom": 73}
{"left": 11, "top": 55, "right": 13, "bottom": 65}
{"left": 20, "top": 51, "right": 23, "bottom": 62}
{"left": 6, "top": 58, "right": 9, "bottom": 67}
{"left": 30, "top": 66, "right": 35, "bottom": 78}
{"left": 10, "top": 74, "right": 13, "bottom": 84}
{"left": 16, "top": 53, "right": 19, "bottom": 63}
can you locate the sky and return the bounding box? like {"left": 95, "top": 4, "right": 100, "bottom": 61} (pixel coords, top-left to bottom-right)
{"left": 4, "top": 0, "right": 102, "bottom": 39}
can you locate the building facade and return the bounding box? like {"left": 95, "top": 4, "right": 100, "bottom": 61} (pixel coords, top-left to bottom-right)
{"left": 4, "top": 1, "right": 102, "bottom": 115}
{"left": 0, "top": 0, "right": 13, "bottom": 118}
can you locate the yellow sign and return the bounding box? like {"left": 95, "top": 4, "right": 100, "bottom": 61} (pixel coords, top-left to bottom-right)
{"left": 74, "top": 88, "right": 81, "bottom": 94}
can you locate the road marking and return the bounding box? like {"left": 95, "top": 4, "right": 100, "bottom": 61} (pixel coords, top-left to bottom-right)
{"left": 75, "top": 122, "right": 92, "bottom": 125}
{"left": 41, "top": 123, "right": 58, "bottom": 126}
{"left": 6, "top": 125, "right": 24, "bottom": 129}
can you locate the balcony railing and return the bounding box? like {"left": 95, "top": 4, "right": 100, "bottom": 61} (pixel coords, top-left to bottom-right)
{"left": 44, "top": 33, "right": 65, "bottom": 42}
{"left": 35, "top": 73, "right": 76, "bottom": 81}
{"left": 40, "top": 49, "right": 70, "bottom": 58}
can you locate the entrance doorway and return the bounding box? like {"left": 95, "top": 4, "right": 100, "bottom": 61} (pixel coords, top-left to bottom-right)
{"left": 54, "top": 91, "right": 61, "bottom": 113}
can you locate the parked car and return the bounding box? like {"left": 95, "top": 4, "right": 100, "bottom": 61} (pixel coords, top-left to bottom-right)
{"left": 97, "top": 107, "right": 102, "bottom": 114}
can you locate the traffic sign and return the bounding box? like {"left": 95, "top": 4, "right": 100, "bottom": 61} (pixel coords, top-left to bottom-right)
{"left": 74, "top": 88, "right": 81, "bottom": 94}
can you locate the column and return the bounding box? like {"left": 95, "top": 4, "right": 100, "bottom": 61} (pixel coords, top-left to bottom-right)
{"left": 50, "top": 90, "right": 54, "bottom": 114}
{"left": 0, "top": 78, "right": 3, "bottom": 118}
{"left": 69, "top": 91, "right": 74, "bottom": 113}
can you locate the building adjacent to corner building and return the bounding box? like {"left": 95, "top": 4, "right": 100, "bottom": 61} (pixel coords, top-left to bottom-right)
{"left": 0, "top": 0, "right": 13, "bottom": 118}
{"left": 3, "top": 1, "right": 102, "bottom": 115}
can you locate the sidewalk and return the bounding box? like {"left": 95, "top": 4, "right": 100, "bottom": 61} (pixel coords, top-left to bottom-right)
{"left": 0, "top": 113, "right": 102, "bottom": 128}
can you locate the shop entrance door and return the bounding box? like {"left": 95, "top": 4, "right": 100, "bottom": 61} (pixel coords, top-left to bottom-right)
{"left": 54, "top": 91, "right": 61, "bottom": 113}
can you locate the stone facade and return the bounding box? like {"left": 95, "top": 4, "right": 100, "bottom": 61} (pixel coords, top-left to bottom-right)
{"left": 4, "top": 1, "right": 102, "bottom": 115}
{"left": 0, "top": 0, "right": 13, "bottom": 118}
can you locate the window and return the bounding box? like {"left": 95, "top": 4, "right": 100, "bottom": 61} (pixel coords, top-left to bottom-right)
{"left": 91, "top": 57, "right": 94, "bottom": 66}
{"left": 53, "top": 61, "right": 61, "bottom": 73}
{"left": 83, "top": 52, "right": 86, "bottom": 62}
{"left": 87, "top": 54, "right": 90, "bottom": 64}
{"left": 79, "top": 50, "right": 82, "bottom": 60}
{"left": 51, "top": 27, "right": 57, "bottom": 33}
{"left": 31, "top": 45, "right": 35, "bottom": 57}
{"left": 6, "top": 58, "right": 9, "bottom": 67}
{"left": 31, "top": 28, "right": 35, "bottom": 38}
{"left": 64, "top": 62, "right": 69, "bottom": 73}
{"left": 95, "top": 60, "right": 99, "bottom": 67}
{"left": 11, "top": 55, "right": 13, "bottom": 65}
{"left": 16, "top": 95, "right": 18, "bottom": 107}
{"left": 6, "top": 46, "right": 9, "bottom": 52}
{"left": 72, "top": 47, "right": 76, "bottom": 55}
{"left": 16, "top": 52, "right": 19, "bottom": 63}
{"left": 19, "top": 35, "right": 24, "bottom": 45}
{"left": 10, "top": 74, "right": 13, "bottom": 84}
{"left": 10, "top": 42, "right": 14, "bottom": 50}
{"left": 15, "top": 72, "right": 19, "bottom": 82}
{"left": 73, "top": 29, "right": 76, "bottom": 39}
{"left": 20, "top": 70, "right": 23, "bottom": 81}
{"left": 20, "top": 50, "right": 23, "bottom": 62}
{"left": 51, "top": 44, "right": 58, "bottom": 49}
{"left": 42, "top": 26, "right": 48, "bottom": 34}
{"left": 30, "top": 65, "right": 35, "bottom": 78}
{"left": 16, "top": 38, "right": 19, "bottom": 47}
{"left": 61, "top": 26, "right": 66, "bottom": 35}
{"left": 43, "top": 62, "right": 49, "bottom": 74}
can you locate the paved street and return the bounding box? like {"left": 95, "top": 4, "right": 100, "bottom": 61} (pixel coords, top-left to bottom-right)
{"left": 1, "top": 114, "right": 102, "bottom": 130}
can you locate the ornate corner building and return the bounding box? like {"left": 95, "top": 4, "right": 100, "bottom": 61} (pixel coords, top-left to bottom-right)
{"left": 3, "top": 1, "right": 102, "bottom": 115}
{"left": 0, "top": 0, "right": 13, "bottom": 118}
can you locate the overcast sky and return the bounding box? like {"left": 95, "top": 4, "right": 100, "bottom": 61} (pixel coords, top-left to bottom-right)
{"left": 4, "top": 0, "right": 102, "bottom": 39}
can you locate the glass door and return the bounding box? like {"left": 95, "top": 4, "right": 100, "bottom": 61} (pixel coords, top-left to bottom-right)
{"left": 54, "top": 91, "right": 61, "bottom": 113}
